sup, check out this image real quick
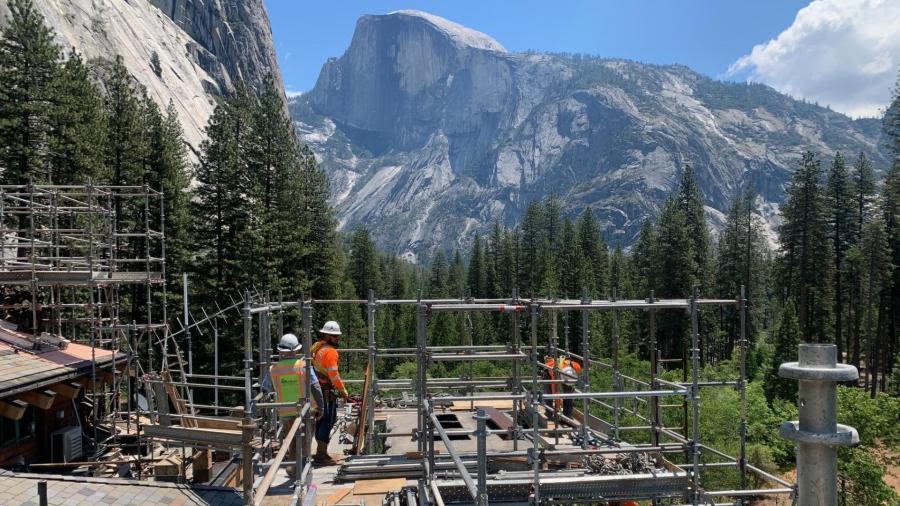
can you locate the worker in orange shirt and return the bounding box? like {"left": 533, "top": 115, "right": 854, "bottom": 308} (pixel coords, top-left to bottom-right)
{"left": 310, "top": 320, "right": 349, "bottom": 464}
{"left": 544, "top": 355, "right": 582, "bottom": 417}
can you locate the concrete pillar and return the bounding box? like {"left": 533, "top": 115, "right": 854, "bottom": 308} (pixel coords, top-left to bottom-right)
{"left": 779, "top": 344, "right": 859, "bottom": 506}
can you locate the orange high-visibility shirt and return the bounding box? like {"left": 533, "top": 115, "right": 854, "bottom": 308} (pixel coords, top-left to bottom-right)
{"left": 546, "top": 357, "right": 582, "bottom": 410}
{"left": 311, "top": 340, "right": 347, "bottom": 396}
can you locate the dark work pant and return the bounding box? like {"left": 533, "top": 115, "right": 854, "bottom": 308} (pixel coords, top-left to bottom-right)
{"left": 563, "top": 385, "right": 575, "bottom": 417}
{"left": 315, "top": 397, "right": 338, "bottom": 443}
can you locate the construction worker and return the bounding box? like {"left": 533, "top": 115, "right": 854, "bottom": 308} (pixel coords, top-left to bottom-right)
{"left": 262, "top": 333, "right": 324, "bottom": 475}
{"left": 544, "top": 355, "right": 582, "bottom": 417}
{"left": 310, "top": 320, "right": 349, "bottom": 464}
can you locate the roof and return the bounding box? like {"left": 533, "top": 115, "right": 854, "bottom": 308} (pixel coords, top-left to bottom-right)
{"left": 0, "top": 327, "right": 125, "bottom": 398}
{"left": 0, "top": 470, "right": 243, "bottom": 505}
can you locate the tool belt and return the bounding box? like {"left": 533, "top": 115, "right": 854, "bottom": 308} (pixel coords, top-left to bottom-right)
{"left": 321, "top": 382, "right": 337, "bottom": 403}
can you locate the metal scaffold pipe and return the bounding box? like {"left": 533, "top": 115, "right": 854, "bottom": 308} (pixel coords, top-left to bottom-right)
{"left": 779, "top": 344, "right": 859, "bottom": 506}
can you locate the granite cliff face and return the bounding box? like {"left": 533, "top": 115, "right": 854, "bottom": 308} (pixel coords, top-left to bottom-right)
{"left": 292, "top": 10, "right": 887, "bottom": 261}
{"left": 0, "top": 0, "right": 282, "bottom": 154}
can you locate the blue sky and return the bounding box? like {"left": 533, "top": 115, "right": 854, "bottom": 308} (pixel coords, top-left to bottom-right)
{"left": 265, "top": 0, "right": 900, "bottom": 117}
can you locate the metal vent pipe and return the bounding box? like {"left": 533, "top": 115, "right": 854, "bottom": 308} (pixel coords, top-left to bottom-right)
{"left": 779, "top": 344, "right": 859, "bottom": 506}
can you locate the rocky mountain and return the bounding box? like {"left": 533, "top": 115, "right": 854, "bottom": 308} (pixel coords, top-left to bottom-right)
{"left": 291, "top": 10, "right": 887, "bottom": 261}
{"left": 0, "top": 0, "right": 283, "bottom": 154}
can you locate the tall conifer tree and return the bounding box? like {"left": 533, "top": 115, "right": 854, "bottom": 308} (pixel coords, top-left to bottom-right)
{"left": 778, "top": 151, "right": 832, "bottom": 342}
{"left": 47, "top": 51, "right": 105, "bottom": 183}
{"left": 0, "top": 0, "right": 60, "bottom": 184}
{"left": 827, "top": 152, "right": 855, "bottom": 360}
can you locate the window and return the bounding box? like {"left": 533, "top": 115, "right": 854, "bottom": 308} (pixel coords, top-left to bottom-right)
{"left": 0, "top": 407, "right": 36, "bottom": 447}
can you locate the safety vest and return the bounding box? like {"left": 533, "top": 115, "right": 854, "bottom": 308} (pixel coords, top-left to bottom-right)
{"left": 311, "top": 340, "right": 347, "bottom": 395}
{"left": 270, "top": 358, "right": 308, "bottom": 416}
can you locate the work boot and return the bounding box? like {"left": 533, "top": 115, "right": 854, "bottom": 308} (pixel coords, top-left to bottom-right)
{"left": 313, "top": 441, "right": 336, "bottom": 466}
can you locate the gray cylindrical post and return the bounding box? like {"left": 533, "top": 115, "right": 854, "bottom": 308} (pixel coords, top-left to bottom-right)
{"left": 242, "top": 291, "right": 253, "bottom": 414}
{"left": 779, "top": 344, "right": 859, "bottom": 506}
{"left": 302, "top": 301, "right": 314, "bottom": 482}
{"left": 474, "top": 409, "right": 489, "bottom": 506}
{"left": 38, "top": 480, "right": 48, "bottom": 506}
{"left": 366, "top": 289, "right": 376, "bottom": 454}
{"left": 416, "top": 303, "right": 427, "bottom": 455}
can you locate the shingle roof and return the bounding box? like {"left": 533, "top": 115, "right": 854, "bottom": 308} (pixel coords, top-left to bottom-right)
{"left": 0, "top": 328, "right": 124, "bottom": 398}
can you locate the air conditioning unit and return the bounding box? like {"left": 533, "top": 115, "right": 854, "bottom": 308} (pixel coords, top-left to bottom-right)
{"left": 51, "top": 426, "right": 83, "bottom": 463}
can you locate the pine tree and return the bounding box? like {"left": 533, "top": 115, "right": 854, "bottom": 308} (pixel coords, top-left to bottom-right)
{"left": 0, "top": 0, "right": 60, "bottom": 184}
{"left": 827, "top": 152, "right": 856, "bottom": 361}
{"left": 191, "top": 87, "right": 256, "bottom": 299}
{"left": 654, "top": 200, "right": 695, "bottom": 358}
{"left": 448, "top": 250, "right": 466, "bottom": 297}
{"left": 103, "top": 56, "right": 148, "bottom": 188}
{"left": 765, "top": 300, "right": 801, "bottom": 402}
{"left": 675, "top": 165, "right": 713, "bottom": 291}
{"left": 630, "top": 219, "right": 659, "bottom": 298}
{"left": 778, "top": 151, "right": 833, "bottom": 342}
{"left": 146, "top": 101, "right": 190, "bottom": 311}
{"left": 250, "top": 75, "right": 309, "bottom": 291}
{"left": 295, "top": 145, "right": 339, "bottom": 298}
{"left": 348, "top": 226, "right": 381, "bottom": 299}
{"left": 47, "top": 50, "right": 105, "bottom": 183}
{"left": 519, "top": 201, "right": 547, "bottom": 297}
{"left": 576, "top": 208, "right": 608, "bottom": 298}
{"left": 558, "top": 217, "right": 582, "bottom": 298}
{"left": 853, "top": 219, "right": 892, "bottom": 395}
{"left": 715, "top": 187, "right": 767, "bottom": 358}
{"left": 852, "top": 153, "right": 876, "bottom": 239}
{"left": 847, "top": 153, "right": 878, "bottom": 368}
{"left": 876, "top": 161, "right": 900, "bottom": 395}
{"left": 467, "top": 234, "right": 485, "bottom": 297}
{"left": 428, "top": 251, "right": 449, "bottom": 298}
{"left": 496, "top": 228, "right": 517, "bottom": 296}
{"left": 485, "top": 222, "right": 503, "bottom": 297}
{"left": 879, "top": 78, "right": 900, "bottom": 393}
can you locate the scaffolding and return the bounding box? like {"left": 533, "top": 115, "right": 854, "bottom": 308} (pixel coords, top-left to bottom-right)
{"left": 223, "top": 291, "right": 796, "bottom": 505}
{"left": 0, "top": 183, "right": 167, "bottom": 457}
{"left": 1, "top": 184, "right": 799, "bottom": 505}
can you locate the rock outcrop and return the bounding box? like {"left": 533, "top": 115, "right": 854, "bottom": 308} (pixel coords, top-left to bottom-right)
{"left": 292, "top": 10, "right": 887, "bottom": 260}
{"left": 0, "top": 0, "right": 282, "bottom": 154}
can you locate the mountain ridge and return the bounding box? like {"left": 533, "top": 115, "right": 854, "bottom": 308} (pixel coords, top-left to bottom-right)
{"left": 291, "top": 10, "right": 887, "bottom": 261}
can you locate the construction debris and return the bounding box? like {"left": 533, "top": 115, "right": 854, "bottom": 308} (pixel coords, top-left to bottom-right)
{"left": 581, "top": 452, "right": 660, "bottom": 475}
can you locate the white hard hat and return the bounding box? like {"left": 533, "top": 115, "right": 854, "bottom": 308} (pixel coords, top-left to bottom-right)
{"left": 277, "top": 333, "right": 302, "bottom": 352}
{"left": 319, "top": 321, "right": 341, "bottom": 336}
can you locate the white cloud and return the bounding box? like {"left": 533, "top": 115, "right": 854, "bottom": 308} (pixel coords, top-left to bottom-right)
{"left": 286, "top": 89, "right": 305, "bottom": 98}
{"left": 728, "top": 0, "right": 900, "bottom": 118}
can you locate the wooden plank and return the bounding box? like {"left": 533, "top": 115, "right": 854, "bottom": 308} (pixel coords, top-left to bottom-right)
{"left": 192, "top": 416, "right": 242, "bottom": 431}
{"left": 450, "top": 399, "right": 513, "bottom": 411}
{"left": 351, "top": 478, "right": 407, "bottom": 495}
{"left": 16, "top": 389, "right": 56, "bottom": 410}
{"left": 324, "top": 487, "right": 352, "bottom": 506}
{"left": 0, "top": 398, "right": 27, "bottom": 420}
{"left": 254, "top": 417, "right": 302, "bottom": 506}
{"left": 48, "top": 381, "right": 81, "bottom": 399}
{"left": 355, "top": 494, "right": 386, "bottom": 506}
{"left": 351, "top": 365, "right": 371, "bottom": 455}
{"left": 161, "top": 371, "right": 195, "bottom": 427}
{"left": 193, "top": 449, "right": 212, "bottom": 483}
{"left": 481, "top": 406, "right": 513, "bottom": 431}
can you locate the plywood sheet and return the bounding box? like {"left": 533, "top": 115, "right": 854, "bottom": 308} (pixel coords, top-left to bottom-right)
{"left": 450, "top": 399, "right": 513, "bottom": 411}
{"left": 351, "top": 478, "right": 406, "bottom": 495}
{"left": 324, "top": 487, "right": 352, "bottom": 506}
